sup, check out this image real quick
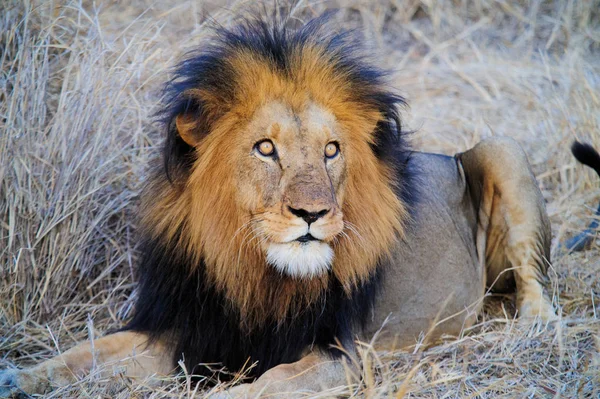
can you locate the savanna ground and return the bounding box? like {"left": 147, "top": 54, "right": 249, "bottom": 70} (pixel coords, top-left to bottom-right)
{"left": 1, "top": 0, "right": 599, "bottom": 397}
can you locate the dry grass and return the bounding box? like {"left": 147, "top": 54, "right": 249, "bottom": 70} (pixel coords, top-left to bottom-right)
{"left": 1, "top": 0, "right": 599, "bottom": 397}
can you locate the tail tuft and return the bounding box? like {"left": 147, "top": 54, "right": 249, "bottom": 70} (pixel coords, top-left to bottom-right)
{"left": 571, "top": 141, "right": 600, "bottom": 178}
{"left": 564, "top": 141, "right": 600, "bottom": 252}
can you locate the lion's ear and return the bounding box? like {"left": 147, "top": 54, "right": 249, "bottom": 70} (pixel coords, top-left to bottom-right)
{"left": 175, "top": 114, "right": 201, "bottom": 147}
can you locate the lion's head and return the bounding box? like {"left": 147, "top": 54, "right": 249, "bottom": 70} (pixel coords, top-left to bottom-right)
{"left": 142, "top": 16, "right": 411, "bottom": 325}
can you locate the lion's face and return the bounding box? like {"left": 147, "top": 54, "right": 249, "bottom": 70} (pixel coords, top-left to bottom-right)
{"left": 234, "top": 101, "right": 346, "bottom": 278}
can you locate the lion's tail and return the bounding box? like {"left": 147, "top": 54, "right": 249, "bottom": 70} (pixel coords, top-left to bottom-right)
{"left": 564, "top": 141, "right": 600, "bottom": 252}
{"left": 572, "top": 141, "right": 600, "bottom": 178}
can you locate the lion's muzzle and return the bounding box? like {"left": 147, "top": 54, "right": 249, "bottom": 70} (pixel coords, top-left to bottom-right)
{"left": 262, "top": 174, "right": 343, "bottom": 279}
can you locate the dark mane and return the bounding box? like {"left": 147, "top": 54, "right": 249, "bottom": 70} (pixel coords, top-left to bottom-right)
{"left": 124, "top": 14, "right": 415, "bottom": 383}
{"left": 126, "top": 230, "right": 382, "bottom": 381}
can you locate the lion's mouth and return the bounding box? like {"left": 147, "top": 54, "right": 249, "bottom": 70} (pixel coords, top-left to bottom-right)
{"left": 295, "top": 233, "right": 319, "bottom": 243}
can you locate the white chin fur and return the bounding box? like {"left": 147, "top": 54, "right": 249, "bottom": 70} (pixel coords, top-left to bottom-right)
{"left": 266, "top": 241, "right": 333, "bottom": 278}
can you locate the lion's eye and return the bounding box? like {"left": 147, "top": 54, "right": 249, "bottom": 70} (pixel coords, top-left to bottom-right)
{"left": 256, "top": 140, "right": 275, "bottom": 157}
{"left": 325, "top": 142, "right": 339, "bottom": 159}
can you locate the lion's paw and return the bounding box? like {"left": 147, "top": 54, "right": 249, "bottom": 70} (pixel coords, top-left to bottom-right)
{"left": 208, "top": 383, "right": 256, "bottom": 399}
{"left": 0, "top": 368, "right": 49, "bottom": 398}
{"left": 209, "top": 381, "right": 307, "bottom": 399}
{"left": 518, "top": 297, "right": 557, "bottom": 323}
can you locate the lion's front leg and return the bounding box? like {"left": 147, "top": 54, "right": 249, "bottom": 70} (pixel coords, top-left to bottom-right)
{"left": 0, "top": 331, "right": 172, "bottom": 397}
{"left": 218, "top": 353, "right": 349, "bottom": 399}
{"left": 459, "top": 137, "right": 556, "bottom": 321}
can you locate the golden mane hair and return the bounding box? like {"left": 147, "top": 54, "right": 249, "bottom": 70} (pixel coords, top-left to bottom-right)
{"left": 125, "top": 15, "right": 414, "bottom": 379}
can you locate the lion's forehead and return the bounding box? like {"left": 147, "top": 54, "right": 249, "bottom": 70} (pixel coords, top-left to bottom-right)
{"left": 252, "top": 101, "right": 338, "bottom": 153}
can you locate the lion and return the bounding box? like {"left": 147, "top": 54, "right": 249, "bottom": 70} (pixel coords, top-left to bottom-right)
{"left": 0, "top": 15, "right": 565, "bottom": 398}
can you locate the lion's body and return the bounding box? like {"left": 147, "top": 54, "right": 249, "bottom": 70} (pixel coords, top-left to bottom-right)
{"left": 0, "top": 16, "right": 558, "bottom": 399}
{"left": 366, "top": 152, "right": 483, "bottom": 347}
{"left": 367, "top": 145, "right": 553, "bottom": 350}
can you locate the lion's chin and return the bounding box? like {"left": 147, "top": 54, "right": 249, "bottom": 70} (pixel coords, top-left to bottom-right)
{"left": 266, "top": 241, "right": 333, "bottom": 279}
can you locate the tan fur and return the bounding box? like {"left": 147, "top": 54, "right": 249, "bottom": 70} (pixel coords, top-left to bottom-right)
{"left": 0, "top": 332, "right": 171, "bottom": 396}
{"left": 459, "top": 138, "right": 555, "bottom": 320}
{"left": 218, "top": 353, "right": 349, "bottom": 398}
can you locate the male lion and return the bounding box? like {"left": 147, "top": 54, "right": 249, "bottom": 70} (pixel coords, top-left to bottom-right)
{"left": 0, "top": 15, "right": 561, "bottom": 398}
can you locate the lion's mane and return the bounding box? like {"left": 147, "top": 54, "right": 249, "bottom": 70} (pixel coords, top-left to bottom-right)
{"left": 124, "top": 15, "right": 415, "bottom": 380}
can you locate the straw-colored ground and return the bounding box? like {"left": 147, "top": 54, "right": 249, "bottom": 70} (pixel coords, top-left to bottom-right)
{"left": 1, "top": 1, "right": 599, "bottom": 397}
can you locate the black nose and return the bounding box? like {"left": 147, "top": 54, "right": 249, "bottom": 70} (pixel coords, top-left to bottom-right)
{"left": 287, "top": 206, "right": 330, "bottom": 225}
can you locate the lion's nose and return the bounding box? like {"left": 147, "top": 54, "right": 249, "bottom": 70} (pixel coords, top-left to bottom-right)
{"left": 287, "top": 206, "right": 330, "bottom": 225}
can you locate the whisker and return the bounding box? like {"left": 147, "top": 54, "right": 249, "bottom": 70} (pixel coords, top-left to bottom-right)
{"left": 226, "top": 218, "right": 257, "bottom": 253}
{"left": 344, "top": 221, "right": 367, "bottom": 246}
{"left": 338, "top": 229, "right": 358, "bottom": 253}
{"left": 233, "top": 219, "right": 264, "bottom": 271}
